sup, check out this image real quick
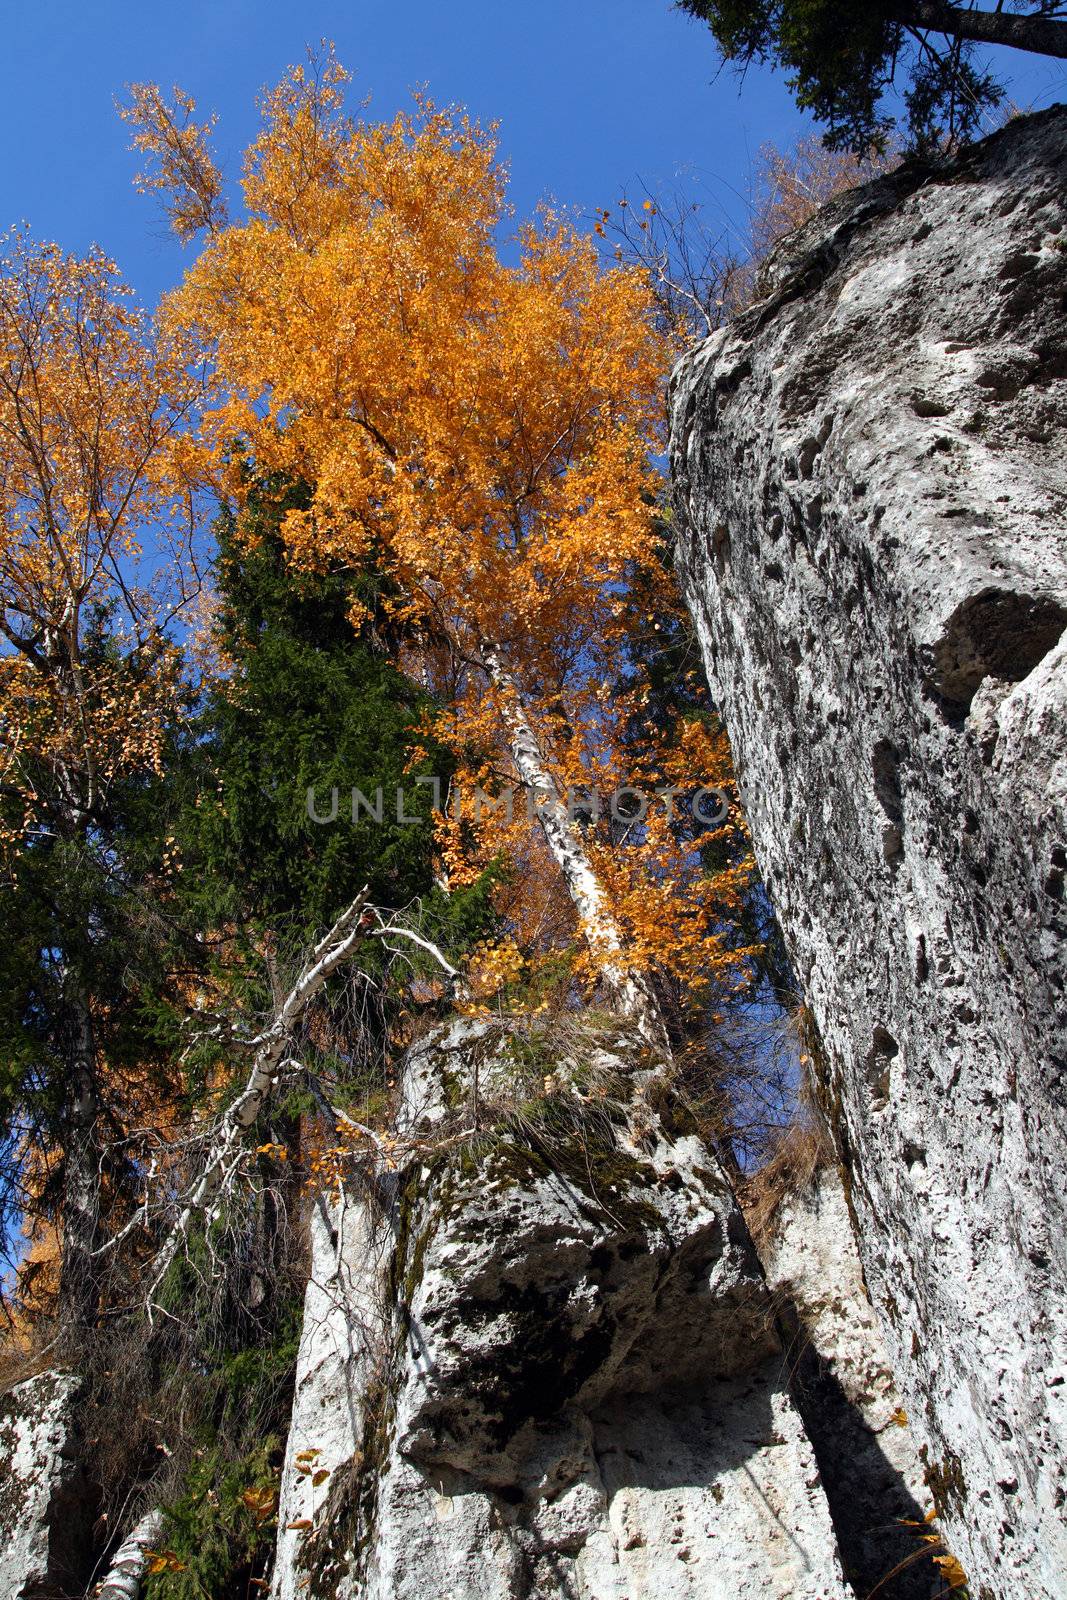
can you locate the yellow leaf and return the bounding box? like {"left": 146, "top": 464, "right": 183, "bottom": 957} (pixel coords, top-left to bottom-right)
{"left": 240, "top": 1486, "right": 277, "bottom": 1520}
{"left": 145, "top": 1550, "right": 186, "bottom": 1574}
{"left": 286, "top": 1518, "right": 314, "bottom": 1531}
{"left": 312, "top": 1468, "right": 330, "bottom": 1486}
{"left": 933, "top": 1552, "right": 968, "bottom": 1588}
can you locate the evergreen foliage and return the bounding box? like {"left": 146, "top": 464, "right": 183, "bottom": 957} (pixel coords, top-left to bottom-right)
{"left": 169, "top": 480, "right": 500, "bottom": 1051}
{"left": 0, "top": 616, "right": 192, "bottom": 1304}
{"left": 677, "top": 1, "right": 1067, "bottom": 152}
{"left": 177, "top": 481, "right": 446, "bottom": 949}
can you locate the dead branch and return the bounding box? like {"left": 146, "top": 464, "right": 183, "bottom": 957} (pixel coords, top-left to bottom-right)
{"left": 144, "top": 889, "right": 373, "bottom": 1312}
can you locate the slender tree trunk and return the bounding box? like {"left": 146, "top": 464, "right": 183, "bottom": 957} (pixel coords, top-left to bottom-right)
{"left": 479, "top": 643, "right": 670, "bottom": 1055}
{"left": 58, "top": 983, "right": 102, "bottom": 1332}
{"left": 898, "top": 2, "right": 1067, "bottom": 57}
{"left": 97, "top": 1508, "right": 165, "bottom": 1600}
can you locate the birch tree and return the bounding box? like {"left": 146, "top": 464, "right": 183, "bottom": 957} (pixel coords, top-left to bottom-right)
{"left": 125, "top": 56, "right": 755, "bottom": 1052}
{"left": 0, "top": 232, "right": 201, "bottom": 1327}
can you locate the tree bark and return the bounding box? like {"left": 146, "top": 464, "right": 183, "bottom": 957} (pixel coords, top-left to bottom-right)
{"left": 897, "top": 2, "right": 1067, "bottom": 57}
{"left": 479, "top": 643, "right": 670, "bottom": 1055}
{"left": 58, "top": 984, "right": 102, "bottom": 1332}
{"left": 97, "top": 1508, "right": 165, "bottom": 1600}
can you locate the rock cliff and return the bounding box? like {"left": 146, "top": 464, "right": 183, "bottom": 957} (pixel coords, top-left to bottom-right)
{"left": 760, "top": 1161, "right": 929, "bottom": 1598}
{"left": 670, "top": 103, "right": 1067, "bottom": 1600}
{"left": 0, "top": 1372, "right": 91, "bottom": 1600}
{"left": 271, "top": 1021, "right": 852, "bottom": 1600}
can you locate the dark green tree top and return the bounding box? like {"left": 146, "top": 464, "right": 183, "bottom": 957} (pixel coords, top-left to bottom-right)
{"left": 173, "top": 479, "right": 500, "bottom": 990}
{"left": 677, "top": 2, "right": 1067, "bottom": 152}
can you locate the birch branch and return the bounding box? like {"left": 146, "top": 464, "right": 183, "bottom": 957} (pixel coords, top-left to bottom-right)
{"left": 140, "top": 889, "right": 474, "bottom": 1309}
{"left": 370, "top": 916, "right": 465, "bottom": 985}
{"left": 95, "top": 1508, "right": 165, "bottom": 1600}
{"left": 479, "top": 640, "right": 670, "bottom": 1055}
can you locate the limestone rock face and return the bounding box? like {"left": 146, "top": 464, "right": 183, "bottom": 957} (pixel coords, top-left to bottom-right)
{"left": 272, "top": 1192, "right": 379, "bottom": 1600}
{"left": 0, "top": 1372, "right": 90, "bottom": 1600}
{"left": 761, "top": 1164, "right": 929, "bottom": 1597}
{"left": 273, "top": 1022, "right": 853, "bottom": 1599}
{"left": 670, "top": 105, "right": 1067, "bottom": 1600}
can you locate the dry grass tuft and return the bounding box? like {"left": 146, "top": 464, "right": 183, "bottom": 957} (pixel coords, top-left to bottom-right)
{"left": 0, "top": 1323, "right": 61, "bottom": 1396}
{"left": 743, "top": 1118, "right": 835, "bottom": 1249}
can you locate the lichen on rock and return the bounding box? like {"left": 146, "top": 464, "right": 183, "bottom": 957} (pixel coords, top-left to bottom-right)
{"left": 0, "top": 1371, "right": 91, "bottom": 1600}
{"left": 671, "top": 103, "right": 1067, "bottom": 1600}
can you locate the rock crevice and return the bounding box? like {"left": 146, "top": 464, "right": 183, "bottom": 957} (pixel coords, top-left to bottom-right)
{"left": 272, "top": 1022, "right": 853, "bottom": 1600}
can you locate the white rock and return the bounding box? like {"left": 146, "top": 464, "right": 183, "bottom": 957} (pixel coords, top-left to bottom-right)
{"left": 0, "top": 1371, "right": 88, "bottom": 1600}
{"left": 271, "top": 1022, "right": 854, "bottom": 1599}
{"left": 670, "top": 104, "right": 1067, "bottom": 1600}
{"left": 762, "top": 1165, "right": 930, "bottom": 1595}
{"left": 271, "top": 1190, "right": 381, "bottom": 1600}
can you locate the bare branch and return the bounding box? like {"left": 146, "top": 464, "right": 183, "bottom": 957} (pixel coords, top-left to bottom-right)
{"left": 144, "top": 889, "right": 373, "bottom": 1313}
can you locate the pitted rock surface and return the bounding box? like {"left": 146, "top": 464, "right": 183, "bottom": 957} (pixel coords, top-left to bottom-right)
{"left": 671, "top": 104, "right": 1067, "bottom": 1600}
{"left": 0, "top": 1371, "right": 90, "bottom": 1600}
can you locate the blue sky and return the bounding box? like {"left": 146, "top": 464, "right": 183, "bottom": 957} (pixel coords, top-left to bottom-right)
{"left": 4, "top": 1, "right": 1064, "bottom": 311}
{"left": 2, "top": 0, "right": 804, "bottom": 307}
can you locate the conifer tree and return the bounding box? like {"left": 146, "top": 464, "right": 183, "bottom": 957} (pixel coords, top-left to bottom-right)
{"left": 178, "top": 480, "right": 449, "bottom": 952}
{"left": 677, "top": 1, "right": 1067, "bottom": 153}
{"left": 168, "top": 478, "right": 497, "bottom": 1088}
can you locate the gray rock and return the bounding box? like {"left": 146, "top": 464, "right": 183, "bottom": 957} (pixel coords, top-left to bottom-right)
{"left": 273, "top": 1021, "right": 853, "bottom": 1599}
{"left": 761, "top": 1163, "right": 930, "bottom": 1597}
{"left": 271, "top": 1189, "right": 380, "bottom": 1600}
{"left": 670, "top": 104, "right": 1067, "bottom": 1600}
{"left": 0, "top": 1371, "right": 90, "bottom": 1600}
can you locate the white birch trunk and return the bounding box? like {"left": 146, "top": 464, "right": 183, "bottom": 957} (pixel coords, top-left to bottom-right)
{"left": 96, "top": 1508, "right": 165, "bottom": 1600}
{"left": 479, "top": 643, "right": 669, "bottom": 1055}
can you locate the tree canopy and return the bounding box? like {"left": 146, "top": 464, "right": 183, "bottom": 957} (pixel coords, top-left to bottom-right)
{"left": 677, "top": 1, "right": 1067, "bottom": 152}
{"left": 123, "top": 55, "right": 757, "bottom": 1033}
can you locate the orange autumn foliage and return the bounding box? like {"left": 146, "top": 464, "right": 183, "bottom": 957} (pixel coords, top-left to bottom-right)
{"left": 0, "top": 232, "right": 202, "bottom": 847}
{"left": 127, "top": 51, "right": 757, "bottom": 1007}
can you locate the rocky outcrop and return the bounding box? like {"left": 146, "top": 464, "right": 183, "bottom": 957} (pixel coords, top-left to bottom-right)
{"left": 761, "top": 1162, "right": 930, "bottom": 1597}
{"left": 0, "top": 1371, "right": 91, "bottom": 1600}
{"left": 273, "top": 1020, "right": 853, "bottom": 1599}
{"left": 671, "top": 105, "right": 1067, "bottom": 1600}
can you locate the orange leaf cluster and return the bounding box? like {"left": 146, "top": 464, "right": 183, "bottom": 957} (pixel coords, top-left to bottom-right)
{"left": 0, "top": 232, "right": 202, "bottom": 845}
